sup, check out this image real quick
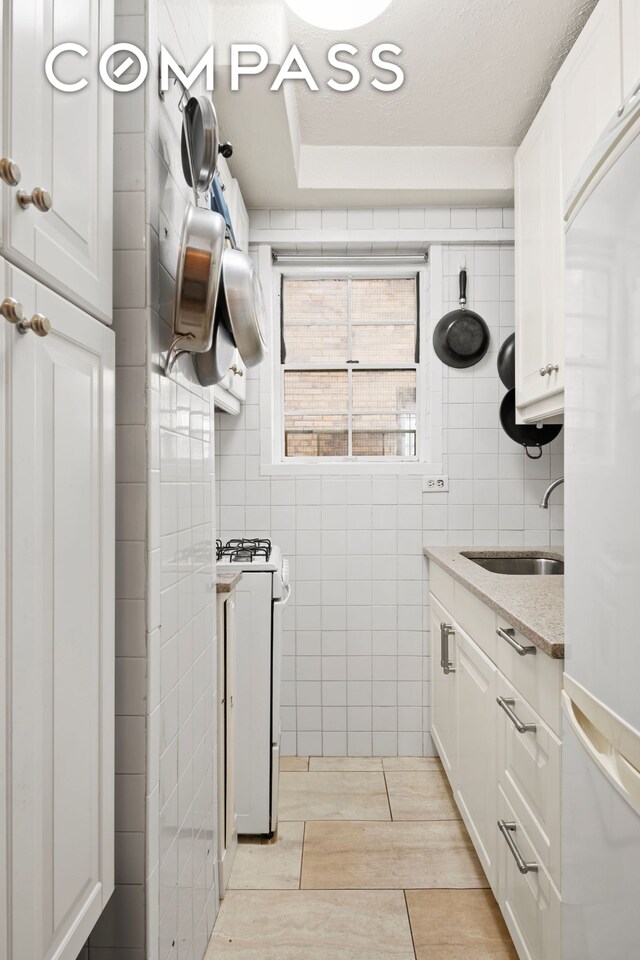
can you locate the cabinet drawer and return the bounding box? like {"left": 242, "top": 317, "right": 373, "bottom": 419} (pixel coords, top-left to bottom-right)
{"left": 497, "top": 787, "right": 561, "bottom": 960}
{"left": 495, "top": 616, "right": 562, "bottom": 736}
{"left": 454, "top": 581, "right": 497, "bottom": 662}
{"left": 496, "top": 673, "right": 561, "bottom": 887}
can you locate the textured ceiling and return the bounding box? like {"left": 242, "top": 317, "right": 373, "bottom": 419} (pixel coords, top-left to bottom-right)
{"left": 289, "top": 0, "right": 598, "bottom": 147}
{"left": 212, "top": 0, "right": 599, "bottom": 207}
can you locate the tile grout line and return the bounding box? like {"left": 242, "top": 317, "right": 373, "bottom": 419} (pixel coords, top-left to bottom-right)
{"left": 383, "top": 769, "right": 393, "bottom": 821}
{"left": 299, "top": 819, "right": 307, "bottom": 890}
{"left": 403, "top": 889, "right": 418, "bottom": 960}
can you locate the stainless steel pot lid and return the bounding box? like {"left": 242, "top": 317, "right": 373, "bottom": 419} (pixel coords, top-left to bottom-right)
{"left": 173, "top": 206, "right": 226, "bottom": 352}
{"left": 219, "top": 249, "right": 268, "bottom": 368}
{"left": 181, "top": 96, "right": 220, "bottom": 193}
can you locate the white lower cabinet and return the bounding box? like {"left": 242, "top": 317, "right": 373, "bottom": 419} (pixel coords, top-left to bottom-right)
{"left": 217, "top": 590, "right": 238, "bottom": 896}
{"left": 1, "top": 257, "right": 115, "bottom": 960}
{"left": 497, "top": 787, "right": 562, "bottom": 960}
{"left": 455, "top": 627, "right": 498, "bottom": 891}
{"left": 429, "top": 599, "right": 457, "bottom": 783}
{"left": 430, "top": 574, "right": 563, "bottom": 960}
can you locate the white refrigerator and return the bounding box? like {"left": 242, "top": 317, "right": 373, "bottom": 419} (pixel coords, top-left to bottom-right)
{"left": 563, "top": 86, "right": 640, "bottom": 958}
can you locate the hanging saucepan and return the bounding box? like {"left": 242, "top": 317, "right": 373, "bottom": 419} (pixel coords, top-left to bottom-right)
{"left": 218, "top": 248, "right": 268, "bottom": 367}
{"left": 164, "top": 205, "right": 226, "bottom": 374}
{"left": 499, "top": 388, "right": 562, "bottom": 459}
{"left": 497, "top": 332, "right": 516, "bottom": 390}
{"left": 193, "top": 301, "right": 236, "bottom": 386}
{"left": 433, "top": 269, "right": 490, "bottom": 368}
{"left": 181, "top": 95, "right": 233, "bottom": 193}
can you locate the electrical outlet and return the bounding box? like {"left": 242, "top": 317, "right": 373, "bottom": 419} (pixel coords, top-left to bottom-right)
{"left": 423, "top": 476, "right": 449, "bottom": 492}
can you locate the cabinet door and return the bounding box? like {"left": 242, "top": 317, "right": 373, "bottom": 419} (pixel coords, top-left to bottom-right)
{"left": 622, "top": 0, "right": 640, "bottom": 95}
{"left": 557, "top": 0, "right": 622, "bottom": 198}
{"left": 4, "top": 0, "right": 113, "bottom": 323}
{"left": 429, "top": 598, "right": 457, "bottom": 785}
{"left": 217, "top": 595, "right": 238, "bottom": 895}
{"left": 455, "top": 627, "right": 498, "bottom": 890}
{"left": 514, "top": 88, "right": 565, "bottom": 421}
{"left": 497, "top": 787, "right": 561, "bottom": 960}
{"left": 2, "top": 258, "right": 115, "bottom": 960}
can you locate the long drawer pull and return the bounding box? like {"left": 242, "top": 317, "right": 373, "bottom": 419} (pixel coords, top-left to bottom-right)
{"left": 497, "top": 697, "right": 537, "bottom": 734}
{"left": 498, "top": 820, "right": 538, "bottom": 874}
{"left": 496, "top": 626, "right": 536, "bottom": 657}
{"left": 440, "top": 621, "right": 455, "bottom": 675}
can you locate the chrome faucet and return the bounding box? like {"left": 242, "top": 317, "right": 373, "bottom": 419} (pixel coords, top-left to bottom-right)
{"left": 540, "top": 477, "right": 564, "bottom": 509}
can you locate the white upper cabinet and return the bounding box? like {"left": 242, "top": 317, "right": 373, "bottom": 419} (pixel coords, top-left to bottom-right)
{"left": 2, "top": 256, "right": 115, "bottom": 960}
{"left": 557, "top": 0, "right": 623, "bottom": 199}
{"left": 514, "top": 88, "right": 565, "bottom": 421}
{"left": 515, "top": 0, "right": 624, "bottom": 423}
{"left": 2, "top": 0, "right": 113, "bottom": 323}
{"left": 622, "top": 0, "right": 640, "bottom": 94}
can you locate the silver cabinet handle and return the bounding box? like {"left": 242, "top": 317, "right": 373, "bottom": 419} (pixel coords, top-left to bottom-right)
{"left": 539, "top": 367, "right": 548, "bottom": 377}
{"left": 498, "top": 820, "right": 538, "bottom": 874}
{"left": 496, "top": 626, "right": 536, "bottom": 656}
{"left": 440, "top": 621, "right": 455, "bottom": 675}
{"left": 497, "top": 697, "right": 537, "bottom": 734}
{"left": 0, "top": 158, "right": 21, "bottom": 186}
{"left": 17, "top": 187, "right": 52, "bottom": 212}
{"left": 0, "top": 299, "right": 50, "bottom": 336}
{"left": 230, "top": 364, "right": 244, "bottom": 377}
{"left": 546, "top": 363, "right": 559, "bottom": 374}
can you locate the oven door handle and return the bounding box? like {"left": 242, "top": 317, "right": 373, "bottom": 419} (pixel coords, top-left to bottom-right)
{"left": 276, "top": 582, "right": 292, "bottom": 607}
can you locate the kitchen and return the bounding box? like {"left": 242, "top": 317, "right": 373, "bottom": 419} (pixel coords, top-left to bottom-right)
{"left": 0, "top": 0, "right": 637, "bottom": 958}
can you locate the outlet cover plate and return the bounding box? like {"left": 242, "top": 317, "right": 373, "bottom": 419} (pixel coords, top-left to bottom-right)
{"left": 423, "top": 476, "right": 449, "bottom": 492}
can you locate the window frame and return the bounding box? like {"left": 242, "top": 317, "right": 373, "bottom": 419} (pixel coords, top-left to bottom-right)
{"left": 272, "top": 263, "right": 432, "bottom": 470}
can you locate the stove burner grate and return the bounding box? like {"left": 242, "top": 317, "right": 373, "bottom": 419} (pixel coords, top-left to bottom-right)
{"left": 216, "top": 537, "right": 272, "bottom": 563}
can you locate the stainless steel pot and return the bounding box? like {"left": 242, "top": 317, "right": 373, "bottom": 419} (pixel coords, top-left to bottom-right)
{"left": 219, "top": 248, "right": 267, "bottom": 368}
{"left": 193, "top": 308, "right": 236, "bottom": 386}
{"left": 165, "top": 205, "right": 226, "bottom": 373}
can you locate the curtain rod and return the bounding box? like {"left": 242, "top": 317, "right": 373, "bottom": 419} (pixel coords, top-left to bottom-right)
{"left": 272, "top": 253, "right": 428, "bottom": 265}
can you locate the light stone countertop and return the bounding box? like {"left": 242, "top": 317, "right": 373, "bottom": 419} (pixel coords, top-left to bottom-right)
{"left": 216, "top": 570, "right": 243, "bottom": 594}
{"left": 424, "top": 546, "right": 564, "bottom": 659}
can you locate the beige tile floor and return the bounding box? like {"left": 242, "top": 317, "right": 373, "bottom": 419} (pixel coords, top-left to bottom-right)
{"left": 206, "top": 757, "right": 517, "bottom": 960}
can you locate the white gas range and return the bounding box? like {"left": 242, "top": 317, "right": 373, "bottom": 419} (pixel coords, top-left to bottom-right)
{"left": 216, "top": 538, "right": 290, "bottom": 836}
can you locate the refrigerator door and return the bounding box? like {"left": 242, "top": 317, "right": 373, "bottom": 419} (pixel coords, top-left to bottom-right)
{"left": 562, "top": 688, "right": 640, "bottom": 959}
{"left": 564, "top": 107, "right": 640, "bottom": 729}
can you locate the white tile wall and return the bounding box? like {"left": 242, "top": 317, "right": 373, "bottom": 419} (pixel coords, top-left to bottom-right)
{"left": 89, "top": 1, "right": 219, "bottom": 959}
{"left": 216, "top": 208, "right": 563, "bottom": 758}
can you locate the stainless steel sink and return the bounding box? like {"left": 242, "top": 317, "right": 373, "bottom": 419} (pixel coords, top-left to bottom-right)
{"left": 463, "top": 554, "right": 564, "bottom": 575}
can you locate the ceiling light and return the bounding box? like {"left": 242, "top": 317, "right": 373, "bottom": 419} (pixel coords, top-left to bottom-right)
{"left": 284, "top": 0, "right": 393, "bottom": 31}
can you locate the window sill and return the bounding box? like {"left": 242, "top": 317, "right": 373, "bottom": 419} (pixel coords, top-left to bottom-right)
{"left": 260, "top": 460, "right": 444, "bottom": 477}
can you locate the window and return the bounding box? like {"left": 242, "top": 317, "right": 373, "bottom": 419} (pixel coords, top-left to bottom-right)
{"left": 280, "top": 276, "right": 420, "bottom": 461}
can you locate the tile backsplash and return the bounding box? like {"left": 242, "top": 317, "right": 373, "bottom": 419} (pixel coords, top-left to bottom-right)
{"left": 216, "top": 211, "right": 563, "bottom": 758}
{"left": 91, "top": 1, "right": 220, "bottom": 959}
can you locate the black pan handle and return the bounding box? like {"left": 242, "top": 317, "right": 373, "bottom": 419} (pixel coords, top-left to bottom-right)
{"left": 524, "top": 444, "right": 543, "bottom": 460}
{"left": 459, "top": 269, "right": 467, "bottom": 306}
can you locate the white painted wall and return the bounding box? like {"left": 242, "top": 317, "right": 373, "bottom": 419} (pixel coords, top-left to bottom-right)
{"left": 85, "top": 1, "right": 220, "bottom": 960}
{"left": 215, "top": 207, "right": 563, "bottom": 758}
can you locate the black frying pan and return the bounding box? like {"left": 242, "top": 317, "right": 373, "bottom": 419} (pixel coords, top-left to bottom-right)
{"left": 497, "top": 332, "right": 515, "bottom": 389}
{"left": 499, "top": 389, "right": 562, "bottom": 459}
{"left": 433, "top": 270, "right": 490, "bottom": 368}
